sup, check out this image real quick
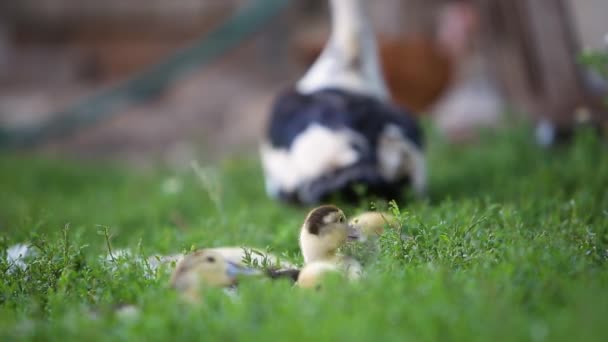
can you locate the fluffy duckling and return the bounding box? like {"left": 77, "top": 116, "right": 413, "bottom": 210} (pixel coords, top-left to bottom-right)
{"left": 206, "top": 246, "right": 296, "bottom": 269}
{"left": 170, "top": 249, "right": 259, "bottom": 302}
{"left": 349, "top": 211, "right": 398, "bottom": 242}
{"left": 297, "top": 205, "right": 362, "bottom": 287}
{"left": 142, "top": 246, "right": 295, "bottom": 276}
{"left": 296, "top": 261, "right": 341, "bottom": 289}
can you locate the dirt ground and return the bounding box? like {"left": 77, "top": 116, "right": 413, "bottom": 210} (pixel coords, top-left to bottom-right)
{"left": 1, "top": 38, "right": 298, "bottom": 169}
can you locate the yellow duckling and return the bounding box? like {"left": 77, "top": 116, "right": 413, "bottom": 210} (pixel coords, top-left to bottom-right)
{"left": 348, "top": 211, "right": 398, "bottom": 241}
{"left": 206, "top": 246, "right": 295, "bottom": 269}
{"left": 297, "top": 205, "right": 362, "bottom": 288}
{"left": 296, "top": 261, "right": 341, "bottom": 289}
{"left": 146, "top": 246, "right": 295, "bottom": 275}
{"left": 170, "top": 249, "right": 259, "bottom": 302}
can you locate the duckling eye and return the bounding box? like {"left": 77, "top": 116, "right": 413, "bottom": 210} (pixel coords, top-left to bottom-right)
{"left": 206, "top": 256, "right": 216, "bottom": 263}
{"left": 339, "top": 216, "right": 345, "bottom": 223}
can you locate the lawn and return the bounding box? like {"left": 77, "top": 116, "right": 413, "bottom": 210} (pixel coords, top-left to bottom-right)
{"left": 1, "top": 126, "right": 607, "bottom": 341}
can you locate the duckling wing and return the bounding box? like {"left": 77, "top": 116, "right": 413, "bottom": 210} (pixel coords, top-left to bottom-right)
{"left": 261, "top": 88, "right": 424, "bottom": 204}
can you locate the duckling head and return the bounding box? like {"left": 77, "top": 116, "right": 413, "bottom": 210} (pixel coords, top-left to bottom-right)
{"left": 170, "top": 249, "right": 259, "bottom": 301}
{"left": 349, "top": 211, "right": 398, "bottom": 242}
{"left": 299, "top": 205, "right": 360, "bottom": 263}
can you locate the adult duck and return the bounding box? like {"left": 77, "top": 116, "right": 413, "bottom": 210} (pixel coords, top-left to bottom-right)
{"left": 260, "top": 0, "right": 425, "bottom": 205}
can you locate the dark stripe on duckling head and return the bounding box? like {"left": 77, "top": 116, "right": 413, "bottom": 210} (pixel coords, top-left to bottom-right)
{"left": 305, "top": 205, "right": 342, "bottom": 235}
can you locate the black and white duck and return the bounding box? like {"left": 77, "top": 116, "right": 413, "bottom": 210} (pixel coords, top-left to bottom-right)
{"left": 260, "top": 0, "right": 426, "bottom": 205}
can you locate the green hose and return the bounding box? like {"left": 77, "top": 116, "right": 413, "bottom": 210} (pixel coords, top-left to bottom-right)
{"left": 0, "top": 0, "right": 290, "bottom": 147}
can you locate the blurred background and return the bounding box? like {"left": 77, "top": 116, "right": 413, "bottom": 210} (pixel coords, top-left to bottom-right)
{"left": 0, "top": 0, "right": 606, "bottom": 168}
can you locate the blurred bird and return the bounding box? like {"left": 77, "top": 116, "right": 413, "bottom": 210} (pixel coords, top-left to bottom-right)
{"left": 344, "top": 211, "right": 401, "bottom": 264}
{"left": 205, "top": 246, "right": 296, "bottom": 269}
{"left": 260, "top": 0, "right": 425, "bottom": 205}
{"left": 233, "top": 205, "right": 366, "bottom": 287}
{"left": 296, "top": 261, "right": 342, "bottom": 289}
{"left": 295, "top": 34, "right": 453, "bottom": 114}
{"left": 169, "top": 206, "right": 363, "bottom": 293}
{"left": 106, "top": 245, "right": 295, "bottom": 278}
{"left": 297, "top": 205, "right": 362, "bottom": 288}
{"left": 169, "top": 249, "right": 260, "bottom": 302}
{"left": 248, "top": 205, "right": 365, "bottom": 286}
{"left": 348, "top": 211, "right": 398, "bottom": 242}
{"left": 295, "top": 1, "right": 505, "bottom": 144}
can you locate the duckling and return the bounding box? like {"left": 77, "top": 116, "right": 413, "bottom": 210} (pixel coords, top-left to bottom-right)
{"left": 207, "top": 246, "right": 296, "bottom": 269}
{"left": 296, "top": 261, "right": 341, "bottom": 289}
{"left": 349, "top": 211, "right": 398, "bottom": 242}
{"left": 340, "top": 211, "right": 402, "bottom": 265}
{"left": 297, "top": 205, "right": 362, "bottom": 286}
{"left": 170, "top": 249, "right": 260, "bottom": 302}
{"left": 141, "top": 246, "right": 295, "bottom": 276}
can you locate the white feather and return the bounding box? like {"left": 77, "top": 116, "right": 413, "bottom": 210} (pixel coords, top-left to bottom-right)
{"left": 377, "top": 124, "right": 427, "bottom": 195}
{"left": 296, "top": 0, "right": 388, "bottom": 99}
{"left": 6, "top": 243, "right": 33, "bottom": 272}
{"left": 261, "top": 124, "right": 365, "bottom": 196}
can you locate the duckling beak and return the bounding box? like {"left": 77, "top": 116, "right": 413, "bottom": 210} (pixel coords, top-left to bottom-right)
{"left": 225, "top": 261, "right": 261, "bottom": 279}
{"left": 347, "top": 224, "right": 362, "bottom": 241}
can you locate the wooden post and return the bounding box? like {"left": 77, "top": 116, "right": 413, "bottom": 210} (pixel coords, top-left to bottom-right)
{"left": 475, "top": 0, "right": 606, "bottom": 130}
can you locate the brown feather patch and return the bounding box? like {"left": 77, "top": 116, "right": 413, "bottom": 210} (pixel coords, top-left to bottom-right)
{"left": 305, "top": 205, "right": 342, "bottom": 235}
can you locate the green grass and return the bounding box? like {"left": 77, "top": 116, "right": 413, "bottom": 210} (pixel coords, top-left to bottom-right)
{"left": 1, "top": 127, "right": 607, "bottom": 341}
